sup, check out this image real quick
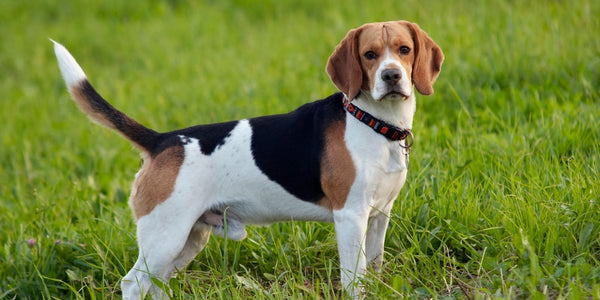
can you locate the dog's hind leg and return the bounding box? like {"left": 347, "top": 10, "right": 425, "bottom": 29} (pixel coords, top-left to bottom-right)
{"left": 121, "top": 211, "right": 202, "bottom": 300}
{"left": 159, "top": 222, "right": 212, "bottom": 280}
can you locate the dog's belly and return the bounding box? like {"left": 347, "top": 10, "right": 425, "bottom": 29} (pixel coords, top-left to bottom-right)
{"left": 176, "top": 119, "right": 333, "bottom": 225}
{"left": 222, "top": 199, "right": 334, "bottom": 224}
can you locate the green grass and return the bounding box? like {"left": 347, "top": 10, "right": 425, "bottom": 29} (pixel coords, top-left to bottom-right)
{"left": 1, "top": 0, "right": 599, "bottom": 298}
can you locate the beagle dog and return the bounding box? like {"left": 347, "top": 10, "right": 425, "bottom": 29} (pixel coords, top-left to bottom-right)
{"left": 52, "top": 20, "right": 443, "bottom": 299}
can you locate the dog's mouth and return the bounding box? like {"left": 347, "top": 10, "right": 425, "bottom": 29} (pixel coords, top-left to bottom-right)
{"left": 372, "top": 84, "right": 412, "bottom": 101}
{"left": 382, "top": 90, "right": 409, "bottom": 100}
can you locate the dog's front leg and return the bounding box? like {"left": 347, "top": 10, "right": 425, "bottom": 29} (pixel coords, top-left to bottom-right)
{"left": 334, "top": 208, "right": 369, "bottom": 298}
{"left": 364, "top": 202, "right": 394, "bottom": 273}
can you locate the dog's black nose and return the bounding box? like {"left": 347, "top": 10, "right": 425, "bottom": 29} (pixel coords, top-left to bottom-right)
{"left": 381, "top": 68, "right": 401, "bottom": 85}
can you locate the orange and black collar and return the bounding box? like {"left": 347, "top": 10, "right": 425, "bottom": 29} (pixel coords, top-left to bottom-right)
{"left": 342, "top": 95, "right": 413, "bottom": 149}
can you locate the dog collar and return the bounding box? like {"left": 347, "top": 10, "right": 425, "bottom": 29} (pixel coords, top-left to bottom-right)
{"left": 342, "top": 95, "right": 413, "bottom": 150}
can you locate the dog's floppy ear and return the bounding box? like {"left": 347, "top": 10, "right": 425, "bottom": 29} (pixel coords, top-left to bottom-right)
{"left": 403, "top": 22, "right": 444, "bottom": 95}
{"left": 326, "top": 27, "right": 364, "bottom": 101}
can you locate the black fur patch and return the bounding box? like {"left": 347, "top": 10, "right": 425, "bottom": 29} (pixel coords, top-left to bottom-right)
{"left": 154, "top": 121, "right": 238, "bottom": 156}
{"left": 249, "top": 93, "right": 346, "bottom": 202}
{"left": 80, "top": 80, "right": 159, "bottom": 151}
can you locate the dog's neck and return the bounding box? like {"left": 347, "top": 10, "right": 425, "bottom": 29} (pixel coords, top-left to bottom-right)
{"left": 351, "top": 90, "right": 416, "bottom": 130}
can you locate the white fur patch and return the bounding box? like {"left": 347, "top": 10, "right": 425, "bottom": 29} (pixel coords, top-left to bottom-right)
{"left": 51, "top": 40, "right": 87, "bottom": 87}
{"left": 371, "top": 49, "right": 412, "bottom": 101}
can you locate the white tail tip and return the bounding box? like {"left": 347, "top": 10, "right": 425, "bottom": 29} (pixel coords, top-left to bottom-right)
{"left": 50, "top": 39, "right": 87, "bottom": 87}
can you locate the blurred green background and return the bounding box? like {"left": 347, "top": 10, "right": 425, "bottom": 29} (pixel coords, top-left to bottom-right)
{"left": 1, "top": 0, "right": 599, "bottom": 298}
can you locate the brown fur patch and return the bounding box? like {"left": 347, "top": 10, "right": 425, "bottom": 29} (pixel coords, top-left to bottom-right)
{"left": 130, "top": 145, "right": 184, "bottom": 219}
{"left": 358, "top": 23, "right": 416, "bottom": 93}
{"left": 70, "top": 84, "right": 116, "bottom": 130}
{"left": 319, "top": 121, "right": 356, "bottom": 210}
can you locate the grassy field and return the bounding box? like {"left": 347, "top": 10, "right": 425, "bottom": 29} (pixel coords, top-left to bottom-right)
{"left": 1, "top": 0, "right": 599, "bottom": 298}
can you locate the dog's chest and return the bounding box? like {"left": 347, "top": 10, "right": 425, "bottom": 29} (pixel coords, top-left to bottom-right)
{"left": 385, "top": 142, "right": 409, "bottom": 173}
{"left": 373, "top": 145, "right": 409, "bottom": 205}
{"left": 344, "top": 118, "right": 409, "bottom": 205}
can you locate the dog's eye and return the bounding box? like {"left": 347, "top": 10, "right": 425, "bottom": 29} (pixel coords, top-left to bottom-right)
{"left": 364, "top": 51, "right": 378, "bottom": 60}
{"left": 399, "top": 46, "right": 411, "bottom": 55}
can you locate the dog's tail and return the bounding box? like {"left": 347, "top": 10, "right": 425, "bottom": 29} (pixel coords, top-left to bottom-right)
{"left": 52, "top": 40, "right": 159, "bottom": 153}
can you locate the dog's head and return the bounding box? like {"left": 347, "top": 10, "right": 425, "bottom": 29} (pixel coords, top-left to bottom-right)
{"left": 326, "top": 21, "right": 444, "bottom": 101}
